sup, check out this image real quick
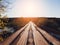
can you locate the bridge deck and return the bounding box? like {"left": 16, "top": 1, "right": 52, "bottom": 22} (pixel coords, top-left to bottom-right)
{"left": 0, "top": 22, "right": 60, "bottom": 45}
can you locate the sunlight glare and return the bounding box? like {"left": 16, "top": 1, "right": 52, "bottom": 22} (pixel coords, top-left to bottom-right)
{"left": 10, "top": 0, "right": 45, "bottom": 17}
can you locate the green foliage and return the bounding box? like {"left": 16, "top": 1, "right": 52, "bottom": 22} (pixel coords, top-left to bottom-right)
{"left": 0, "top": 15, "right": 8, "bottom": 29}
{"left": 0, "top": 19, "right": 4, "bottom": 29}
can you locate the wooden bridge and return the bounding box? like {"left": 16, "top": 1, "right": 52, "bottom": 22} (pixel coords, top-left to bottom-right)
{"left": 0, "top": 21, "right": 60, "bottom": 45}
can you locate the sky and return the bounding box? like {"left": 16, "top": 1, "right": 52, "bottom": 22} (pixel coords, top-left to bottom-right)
{"left": 2, "top": 0, "right": 60, "bottom": 17}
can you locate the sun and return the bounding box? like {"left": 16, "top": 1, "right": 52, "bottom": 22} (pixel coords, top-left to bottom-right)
{"left": 23, "top": 3, "right": 37, "bottom": 16}
{"left": 13, "top": 3, "right": 38, "bottom": 17}
{"left": 10, "top": 0, "right": 42, "bottom": 17}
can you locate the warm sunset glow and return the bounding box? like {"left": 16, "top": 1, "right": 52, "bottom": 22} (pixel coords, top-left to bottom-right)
{"left": 13, "top": 18, "right": 48, "bottom": 27}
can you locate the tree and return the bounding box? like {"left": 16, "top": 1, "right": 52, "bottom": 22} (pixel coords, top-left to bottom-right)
{"left": 0, "top": 0, "right": 6, "bottom": 18}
